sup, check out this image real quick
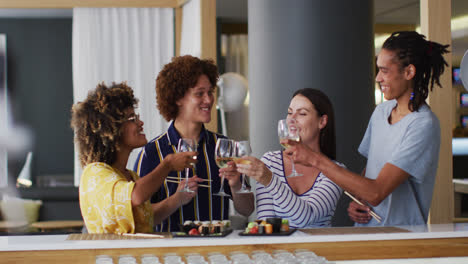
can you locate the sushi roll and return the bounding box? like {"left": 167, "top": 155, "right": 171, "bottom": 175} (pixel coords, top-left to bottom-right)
{"left": 258, "top": 224, "right": 265, "bottom": 234}
{"left": 213, "top": 223, "right": 222, "bottom": 234}
{"left": 222, "top": 220, "right": 231, "bottom": 229}
{"left": 201, "top": 224, "right": 210, "bottom": 235}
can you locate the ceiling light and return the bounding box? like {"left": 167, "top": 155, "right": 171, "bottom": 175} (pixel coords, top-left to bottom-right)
{"left": 452, "top": 15, "right": 468, "bottom": 31}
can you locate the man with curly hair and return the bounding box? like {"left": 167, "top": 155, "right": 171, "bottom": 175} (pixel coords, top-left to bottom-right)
{"left": 72, "top": 82, "right": 196, "bottom": 233}
{"left": 134, "top": 55, "right": 254, "bottom": 232}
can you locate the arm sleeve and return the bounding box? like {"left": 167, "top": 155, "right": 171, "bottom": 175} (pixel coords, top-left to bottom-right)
{"left": 80, "top": 163, "right": 136, "bottom": 233}
{"left": 255, "top": 153, "right": 277, "bottom": 220}
{"left": 256, "top": 153, "right": 343, "bottom": 228}
{"left": 358, "top": 116, "right": 373, "bottom": 159}
{"left": 389, "top": 116, "right": 440, "bottom": 183}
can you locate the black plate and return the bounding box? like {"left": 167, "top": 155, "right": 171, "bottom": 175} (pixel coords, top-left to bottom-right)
{"left": 238, "top": 228, "right": 297, "bottom": 236}
{"left": 173, "top": 228, "right": 233, "bottom": 238}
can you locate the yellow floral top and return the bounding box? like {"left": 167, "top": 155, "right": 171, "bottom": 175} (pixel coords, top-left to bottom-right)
{"left": 79, "top": 162, "right": 153, "bottom": 233}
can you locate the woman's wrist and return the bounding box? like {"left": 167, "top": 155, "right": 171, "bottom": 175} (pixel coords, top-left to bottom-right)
{"left": 160, "top": 154, "right": 174, "bottom": 172}
{"left": 308, "top": 150, "right": 321, "bottom": 168}
{"left": 259, "top": 171, "right": 272, "bottom": 186}
{"left": 172, "top": 191, "right": 184, "bottom": 207}
{"left": 228, "top": 178, "right": 242, "bottom": 191}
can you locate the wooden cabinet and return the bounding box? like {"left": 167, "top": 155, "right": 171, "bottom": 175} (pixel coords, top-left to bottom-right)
{"left": 1, "top": 226, "right": 468, "bottom": 264}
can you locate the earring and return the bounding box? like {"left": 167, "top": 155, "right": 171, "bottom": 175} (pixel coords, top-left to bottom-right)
{"left": 410, "top": 92, "right": 414, "bottom": 101}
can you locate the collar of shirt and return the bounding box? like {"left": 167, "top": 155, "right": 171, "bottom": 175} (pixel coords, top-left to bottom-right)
{"left": 166, "top": 121, "right": 211, "bottom": 148}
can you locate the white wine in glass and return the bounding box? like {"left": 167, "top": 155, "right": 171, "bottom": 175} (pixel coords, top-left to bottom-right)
{"left": 178, "top": 138, "right": 197, "bottom": 193}
{"left": 233, "top": 158, "right": 252, "bottom": 165}
{"left": 215, "top": 157, "right": 234, "bottom": 168}
{"left": 214, "top": 138, "right": 234, "bottom": 197}
{"left": 279, "top": 137, "right": 300, "bottom": 149}
{"left": 235, "top": 140, "right": 252, "bottom": 194}
{"left": 278, "top": 118, "right": 303, "bottom": 178}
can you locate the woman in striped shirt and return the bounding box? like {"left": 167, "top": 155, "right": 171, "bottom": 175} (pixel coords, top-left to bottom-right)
{"left": 237, "top": 88, "right": 343, "bottom": 228}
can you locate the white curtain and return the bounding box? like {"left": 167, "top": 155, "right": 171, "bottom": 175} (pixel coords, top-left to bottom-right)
{"left": 72, "top": 8, "right": 174, "bottom": 186}
{"left": 180, "top": 0, "right": 201, "bottom": 56}
{"left": 0, "top": 34, "right": 7, "bottom": 187}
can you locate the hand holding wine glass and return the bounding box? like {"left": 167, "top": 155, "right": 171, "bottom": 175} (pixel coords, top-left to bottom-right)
{"left": 214, "top": 138, "right": 235, "bottom": 197}
{"left": 278, "top": 118, "right": 303, "bottom": 177}
{"left": 177, "top": 138, "right": 197, "bottom": 193}
{"left": 235, "top": 140, "right": 252, "bottom": 193}
{"left": 235, "top": 155, "right": 273, "bottom": 187}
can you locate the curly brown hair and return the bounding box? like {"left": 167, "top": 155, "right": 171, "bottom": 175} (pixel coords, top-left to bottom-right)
{"left": 71, "top": 82, "right": 138, "bottom": 167}
{"left": 156, "top": 55, "right": 219, "bottom": 121}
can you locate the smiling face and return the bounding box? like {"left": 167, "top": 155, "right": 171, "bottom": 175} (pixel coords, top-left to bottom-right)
{"left": 287, "top": 94, "right": 327, "bottom": 148}
{"left": 375, "top": 48, "right": 414, "bottom": 102}
{"left": 120, "top": 108, "right": 147, "bottom": 151}
{"left": 176, "top": 74, "right": 214, "bottom": 124}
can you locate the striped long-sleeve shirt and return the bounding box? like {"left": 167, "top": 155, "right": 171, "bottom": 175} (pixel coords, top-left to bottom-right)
{"left": 256, "top": 151, "right": 343, "bottom": 228}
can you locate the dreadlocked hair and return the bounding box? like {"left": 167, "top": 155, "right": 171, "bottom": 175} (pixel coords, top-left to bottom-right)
{"left": 382, "top": 31, "right": 450, "bottom": 111}
{"left": 70, "top": 82, "right": 138, "bottom": 167}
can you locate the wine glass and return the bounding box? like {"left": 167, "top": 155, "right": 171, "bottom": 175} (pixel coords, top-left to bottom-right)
{"left": 235, "top": 140, "right": 252, "bottom": 193}
{"left": 214, "top": 138, "right": 234, "bottom": 197}
{"left": 278, "top": 119, "right": 303, "bottom": 177}
{"left": 178, "top": 138, "right": 197, "bottom": 193}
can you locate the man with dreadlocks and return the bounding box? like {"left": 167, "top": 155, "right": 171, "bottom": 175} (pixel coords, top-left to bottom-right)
{"left": 281, "top": 31, "right": 449, "bottom": 226}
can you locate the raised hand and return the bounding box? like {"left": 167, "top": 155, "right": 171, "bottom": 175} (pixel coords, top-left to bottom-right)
{"left": 219, "top": 161, "right": 242, "bottom": 190}
{"left": 174, "top": 176, "right": 203, "bottom": 205}
{"left": 165, "top": 152, "right": 198, "bottom": 171}
{"left": 282, "top": 138, "right": 318, "bottom": 167}
{"left": 235, "top": 156, "right": 272, "bottom": 187}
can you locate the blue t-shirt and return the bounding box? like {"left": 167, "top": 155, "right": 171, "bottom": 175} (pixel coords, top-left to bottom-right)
{"left": 358, "top": 100, "right": 440, "bottom": 226}
{"left": 134, "top": 122, "right": 231, "bottom": 232}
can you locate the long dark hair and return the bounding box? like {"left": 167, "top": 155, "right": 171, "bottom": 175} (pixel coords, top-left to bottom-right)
{"left": 293, "top": 88, "right": 336, "bottom": 160}
{"left": 382, "top": 31, "right": 449, "bottom": 111}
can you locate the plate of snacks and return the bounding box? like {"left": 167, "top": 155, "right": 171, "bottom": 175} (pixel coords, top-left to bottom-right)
{"left": 239, "top": 217, "right": 296, "bottom": 236}
{"left": 173, "top": 220, "right": 233, "bottom": 237}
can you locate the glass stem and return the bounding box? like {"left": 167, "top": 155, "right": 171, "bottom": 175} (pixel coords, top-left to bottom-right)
{"left": 184, "top": 168, "right": 190, "bottom": 191}
{"left": 291, "top": 161, "right": 297, "bottom": 174}
{"left": 219, "top": 176, "right": 225, "bottom": 193}
{"left": 241, "top": 174, "right": 246, "bottom": 190}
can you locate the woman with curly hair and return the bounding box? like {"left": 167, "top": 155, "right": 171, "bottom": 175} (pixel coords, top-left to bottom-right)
{"left": 134, "top": 55, "right": 254, "bottom": 232}
{"left": 71, "top": 82, "right": 196, "bottom": 234}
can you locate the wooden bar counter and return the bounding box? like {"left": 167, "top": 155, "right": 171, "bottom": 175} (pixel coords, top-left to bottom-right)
{"left": 1, "top": 224, "right": 468, "bottom": 263}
